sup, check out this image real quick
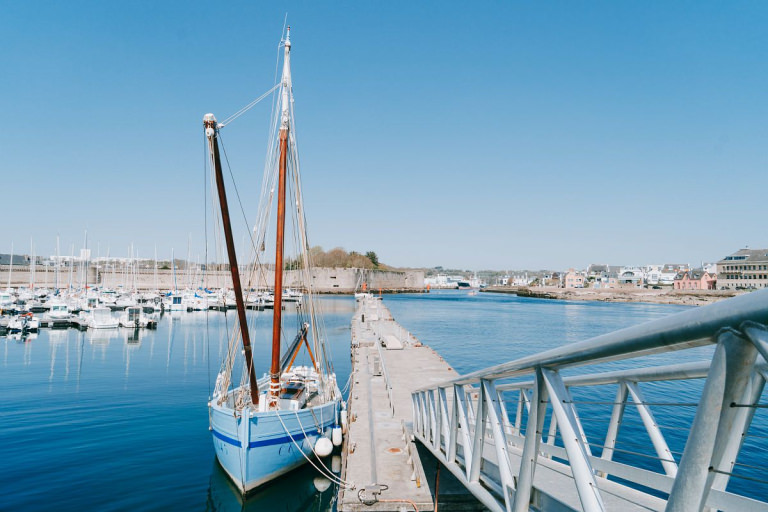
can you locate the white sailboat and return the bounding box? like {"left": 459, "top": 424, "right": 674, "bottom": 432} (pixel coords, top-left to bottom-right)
{"left": 87, "top": 307, "right": 119, "bottom": 329}
{"left": 205, "top": 27, "right": 343, "bottom": 494}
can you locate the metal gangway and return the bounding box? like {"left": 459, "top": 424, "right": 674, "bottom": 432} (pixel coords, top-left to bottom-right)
{"left": 411, "top": 289, "right": 768, "bottom": 511}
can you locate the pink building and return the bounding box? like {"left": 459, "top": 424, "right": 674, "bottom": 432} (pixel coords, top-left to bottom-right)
{"left": 565, "top": 269, "right": 585, "bottom": 288}
{"left": 673, "top": 271, "right": 717, "bottom": 290}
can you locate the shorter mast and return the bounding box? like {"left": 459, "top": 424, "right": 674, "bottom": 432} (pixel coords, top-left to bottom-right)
{"left": 204, "top": 113, "right": 260, "bottom": 405}
{"left": 268, "top": 27, "right": 292, "bottom": 407}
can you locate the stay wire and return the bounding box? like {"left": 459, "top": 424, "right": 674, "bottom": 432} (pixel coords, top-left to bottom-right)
{"left": 203, "top": 131, "right": 212, "bottom": 400}
{"left": 216, "top": 132, "right": 260, "bottom": 260}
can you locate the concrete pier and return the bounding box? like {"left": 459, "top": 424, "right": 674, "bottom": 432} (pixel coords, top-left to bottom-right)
{"left": 338, "top": 295, "right": 484, "bottom": 511}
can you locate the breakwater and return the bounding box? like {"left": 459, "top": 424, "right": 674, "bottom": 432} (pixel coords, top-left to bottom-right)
{"left": 482, "top": 285, "right": 743, "bottom": 306}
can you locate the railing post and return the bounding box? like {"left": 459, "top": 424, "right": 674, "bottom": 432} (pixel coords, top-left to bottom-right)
{"left": 514, "top": 389, "right": 524, "bottom": 436}
{"left": 453, "top": 383, "right": 474, "bottom": 479}
{"left": 468, "top": 385, "right": 486, "bottom": 483}
{"left": 497, "top": 387, "right": 512, "bottom": 443}
{"left": 432, "top": 388, "right": 441, "bottom": 450}
{"left": 705, "top": 325, "right": 762, "bottom": 505}
{"left": 522, "top": 388, "right": 532, "bottom": 414}
{"left": 412, "top": 392, "right": 420, "bottom": 434}
{"left": 419, "top": 391, "right": 429, "bottom": 440}
{"left": 428, "top": 389, "right": 438, "bottom": 446}
{"left": 709, "top": 370, "right": 765, "bottom": 495}
{"left": 482, "top": 378, "right": 516, "bottom": 511}
{"left": 512, "top": 367, "right": 549, "bottom": 512}
{"left": 438, "top": 387, "right": 451, "bottom": 454}
{"left": 542, "top": 368, "right": 606, "bottom": 512}
{"left": 565, "top": 385, "right": 592, "bottom": 457}
{"left": 626, "top": 381, "right": 678, "bottom": 477}
{"left": 448, "top": 385, "right": 459, "bottom": 465}
{"left": 666, "top": 327, "right": 758, "bottom": 511}
{"left": 598, "top": 382, "right": 627, "bottom": 477}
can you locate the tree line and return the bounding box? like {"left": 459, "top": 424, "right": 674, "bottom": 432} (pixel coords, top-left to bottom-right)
{"left": 286, "top": 247, "right": 382, "bottom": 270}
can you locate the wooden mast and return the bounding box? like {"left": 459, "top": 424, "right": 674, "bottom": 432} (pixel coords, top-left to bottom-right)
{"left": 204, "top": 113, "right": 259, "bottom": 406}
{"left": 268, "top": 27, "right": 293, "bottom": 406}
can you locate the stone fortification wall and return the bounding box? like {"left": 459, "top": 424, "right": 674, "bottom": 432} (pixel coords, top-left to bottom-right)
{"left": 0, "top": 266, "right": 98, "bottom": 289}
{"left": 0, "top": 265, "right": 424, "bottom": 293}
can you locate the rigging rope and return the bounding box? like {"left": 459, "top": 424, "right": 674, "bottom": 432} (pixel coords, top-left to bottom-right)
{"left": 219, "top": 83, "right": 280, "bottom": 127}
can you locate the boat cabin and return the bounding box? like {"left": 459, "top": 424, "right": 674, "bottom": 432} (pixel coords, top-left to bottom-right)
{"left": 49, "top": 302, "right": 70, "bottom": 319}
{"left": 279, "top": 381, "right": 308, "bottom": 411}
{"left": 126, "top": 306, "right": 142, "bottom": 322}
{"left": 93, "top": 307, "right": 113, "bottom": 324}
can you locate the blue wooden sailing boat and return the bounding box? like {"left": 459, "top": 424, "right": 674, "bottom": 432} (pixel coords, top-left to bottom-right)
{"left": 204, "top": 27, "right": 343, "bottom": 493}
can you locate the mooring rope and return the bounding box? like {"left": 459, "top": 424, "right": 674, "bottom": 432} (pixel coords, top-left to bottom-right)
{"left": 272, "top": 409, "right": 354, "bottom": 489}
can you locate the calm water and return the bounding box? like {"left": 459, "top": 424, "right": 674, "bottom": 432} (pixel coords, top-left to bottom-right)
{"left": 1, "top": 291, "right": 764, "bottom": 510}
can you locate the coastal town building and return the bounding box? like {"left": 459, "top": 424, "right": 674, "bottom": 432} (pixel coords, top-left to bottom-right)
{"left": 0, "top": 254, "right": 29, "bottom": 266}
{"left": 618, "top": 266, "right": 644, "bottom": 287}
{"left": 673, "top": 270, "right": 717, "bottom": 290}
{"left": 564, "top": 269, "right": 586, "bottom": 288}
{"left": 511, "top": 274, "right": 534, "bottom": 286}
{"left": 643, "top": 265, "right": 663, "bottom": 285}
{"left": 716, "top": 248, "right": 768, "bottom": 290}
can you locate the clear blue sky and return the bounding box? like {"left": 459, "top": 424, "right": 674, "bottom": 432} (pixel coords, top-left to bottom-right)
{"left": 2, "top": 1, "right": 766, "bottom": 270}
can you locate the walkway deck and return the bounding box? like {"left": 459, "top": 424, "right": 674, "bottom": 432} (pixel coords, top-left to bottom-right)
{"left": 338, "top": 295, "right": 484, "bottom": 511}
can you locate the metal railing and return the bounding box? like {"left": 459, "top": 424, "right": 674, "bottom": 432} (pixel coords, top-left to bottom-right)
{"left": 411, "top": 288, "right": 768, "bottom": 512}
{"left": 376, "top": 340, "right": 396, "bottom": 417}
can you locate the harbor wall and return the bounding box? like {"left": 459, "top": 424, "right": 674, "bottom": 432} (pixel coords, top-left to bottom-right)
{"left": 0, "top": 265, "right": 424, "bottom": 293}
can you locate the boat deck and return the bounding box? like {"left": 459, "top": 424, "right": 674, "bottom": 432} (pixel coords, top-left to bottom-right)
{"left": 339, "top": 296, "right": 484, "bottom": 511}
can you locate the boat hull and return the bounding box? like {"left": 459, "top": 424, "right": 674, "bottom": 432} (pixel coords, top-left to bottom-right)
{"left": 210, "top": 398, "right": 339, "bottom": 493}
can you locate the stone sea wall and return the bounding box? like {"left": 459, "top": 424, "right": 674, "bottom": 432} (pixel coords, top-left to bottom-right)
{"left": 0, "top": 265, "right": 425, "bottom": 293}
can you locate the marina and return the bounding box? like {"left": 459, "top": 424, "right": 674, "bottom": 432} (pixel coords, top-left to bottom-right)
{"left": 4, "top": 4, "right": 768, "bottom": 512}
{"left": 3, "top": 290, "right": 768, "bottom": 511}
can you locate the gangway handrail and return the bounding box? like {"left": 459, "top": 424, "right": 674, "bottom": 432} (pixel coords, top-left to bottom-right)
{"left": 411, "top": 288, "right": 768, "bottom": 512}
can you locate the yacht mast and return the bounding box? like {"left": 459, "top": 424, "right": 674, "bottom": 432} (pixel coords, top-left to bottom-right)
{"left": 204, "top": 113, "right": 260, "bottom": 405}
{"left": 55, "top": 235, "right": 60, "bottom": 290}
{"left": 268, "top": 27, "right": 292, "bottom": 406}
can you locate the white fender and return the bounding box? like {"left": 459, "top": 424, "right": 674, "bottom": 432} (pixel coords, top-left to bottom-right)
{"left": 332, "top": 426, "right": 343, "bottom": 447}
{"left": 313, "top": 476, "right": 331, "bottom": 492}
{"left": 340, "top": 410, "right": 348, "bottom": 434}
{"left": 315, "top": 436, "right": 333, "bottom": 457}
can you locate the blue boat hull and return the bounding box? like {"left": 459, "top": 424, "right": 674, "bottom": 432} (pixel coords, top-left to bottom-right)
{"left": 210, "top": 399, "right": 339, "bottom": 493}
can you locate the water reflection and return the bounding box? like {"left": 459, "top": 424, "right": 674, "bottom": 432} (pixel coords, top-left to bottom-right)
{"left": 205, "top": 461, "right": 336, "bottom": 512}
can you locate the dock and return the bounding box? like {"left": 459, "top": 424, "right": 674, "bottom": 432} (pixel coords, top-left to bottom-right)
{"left": 339, "top": 295, "right": 484, "bottom": 511}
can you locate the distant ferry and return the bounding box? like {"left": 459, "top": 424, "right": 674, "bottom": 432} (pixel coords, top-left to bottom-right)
{"left": 458, "top": 278, "right": 486, "bottom": 289}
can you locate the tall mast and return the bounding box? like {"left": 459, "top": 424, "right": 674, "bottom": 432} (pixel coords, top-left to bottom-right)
{"left": 204, "top": 113, "right": 260, "bottom": 405}
{"left": 55, "top": 235, "right": 60, "bottom": 291}
{"left": 268, "top": 27, "right": 292, "bottom": 407}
